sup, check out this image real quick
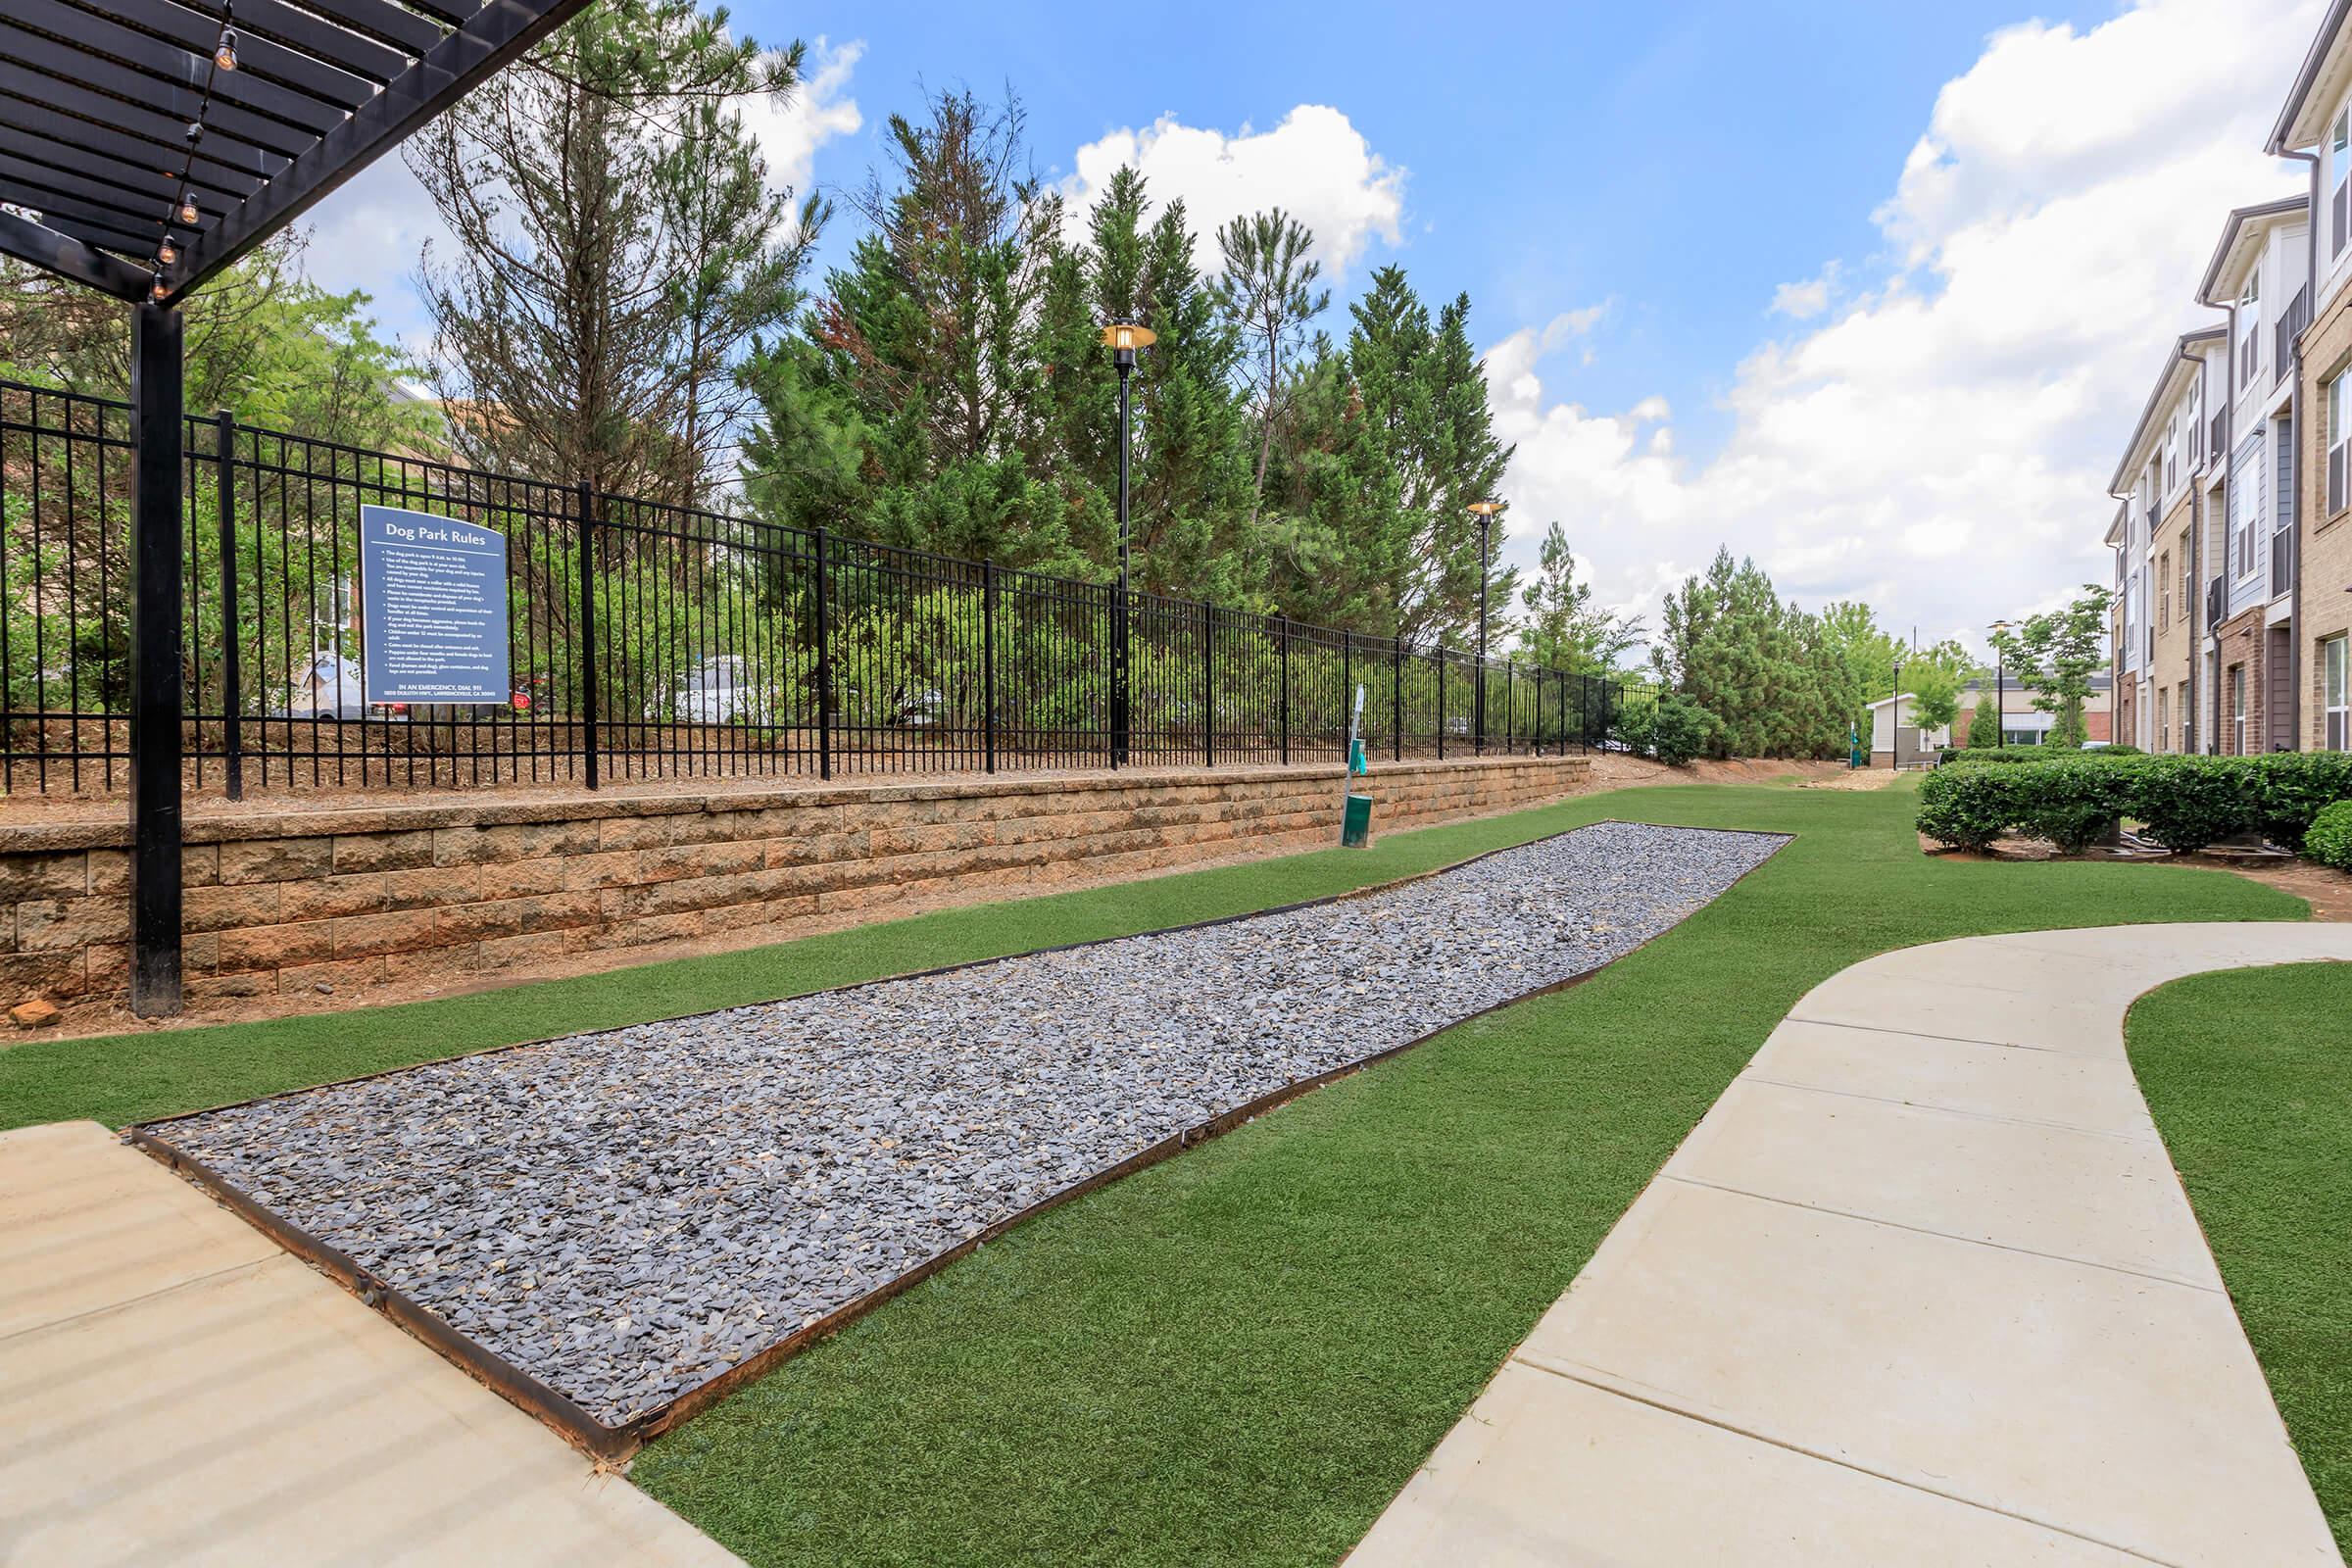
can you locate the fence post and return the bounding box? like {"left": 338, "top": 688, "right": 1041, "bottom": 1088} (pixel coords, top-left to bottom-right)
{"left": 1502, "top": 660, "right": 1513, "bottom": 756}
{"left": 1277, "top": 612, "right": 1290, "bottom": 765}
{"left": 215, "top": 409, "right": 242, "bottom": 802}
{"left": 1392, "top": 637, "right": 1402, "bottom": 762}
{"left": 813, "top": 526, "right": 832, "bottom": 780}
{"left": 575, "top": 480, "right": 600, "bottom": 791}
{"left": 1437, "top": 649, "right": 1446, "bottom": 760}
{"left": 127, "top": 302, "right": 184, "bottom": 1019}
{"left": 982, "top": 560, "right": 998, "bottom": 775}
{"left": 1200, "top": 600, "right": 1214, "bottom": 766}
{"left": 1341, "top": 629, "right": 1350, "bottom": 759}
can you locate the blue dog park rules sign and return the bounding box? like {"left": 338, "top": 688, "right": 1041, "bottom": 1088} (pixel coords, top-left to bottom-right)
{"left": 360, "top": 504, "right": 511, "bottom": 704}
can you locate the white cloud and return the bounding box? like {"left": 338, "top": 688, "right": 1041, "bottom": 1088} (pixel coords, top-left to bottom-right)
{"left": 740, "top": 37, "right": 863, "bottom": 204}
{"left": 1059, "top": 105, "right": 1405, "bottom": 276}
{"left": 1770, "top": 262, "right": 1839, "bottom": 319}
{"left": 1487, "top": 0, "right": 2315, "bottom": 659}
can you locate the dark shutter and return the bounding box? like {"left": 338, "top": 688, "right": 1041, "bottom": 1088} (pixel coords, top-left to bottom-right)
{"left": 2335, "top": 178, "right": 2347, "bottom": 254}
{"left": 2331, "top": 443, "right": 2345, "bottom": 514}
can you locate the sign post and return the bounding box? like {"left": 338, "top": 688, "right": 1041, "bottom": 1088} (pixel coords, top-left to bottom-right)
{"left": 1341, "top": 683, "right": 1373, "bottom": 848}
{"left": 360, "top": 504, "right": 511, "bottom": 707}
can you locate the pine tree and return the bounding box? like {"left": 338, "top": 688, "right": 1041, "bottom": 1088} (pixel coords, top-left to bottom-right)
{"left": 1215, "top": 210, "right": 1327, "bottom": 529}
{"left": 1518, "top": 521, "right": 1642, "bottom": 672}
{"left": 408, "top": 0, "right": 814, "bottom": 502}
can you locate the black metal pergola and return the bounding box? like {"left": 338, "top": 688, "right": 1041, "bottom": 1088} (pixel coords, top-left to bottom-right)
{"left": 0, "top": 0, "right": 589, "bottom": 1015}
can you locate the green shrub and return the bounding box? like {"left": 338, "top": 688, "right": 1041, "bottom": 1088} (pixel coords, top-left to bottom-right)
{"left": 1917, "top": 761, "right": 2029, "bottom": 851}
{"left": 2132, "top": 756, "right": 2256, "bottom": 852}
{"left": 2250, "top": 752, "right": 2352, "bottom": 852}
{"left": 2098, "top": 742, "right": 2144, "bottom": 755}
{"left": 2305, "top": 800, "right": 2352, "bottom": 870}
{"left": 2015, "top": 757, "right": 2136, "bottom": 853}
{"left": 1612, "top": 699, "right": 1654, "bottom": 759}
{"left": 1917, "top": 752, "right": 2352, "bottom": 855}
{"left": 1649, "top": 696, "right": 1715, "bottom": 767}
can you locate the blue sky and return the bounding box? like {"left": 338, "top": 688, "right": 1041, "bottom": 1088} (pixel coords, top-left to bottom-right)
{"left": 748, "top": 0, "right": 2103, "bottom": 457}
{"left": 312, "top": 0, "right": 2324, "bottom": 648}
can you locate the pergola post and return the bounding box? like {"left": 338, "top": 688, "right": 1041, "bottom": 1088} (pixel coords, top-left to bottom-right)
{"left": 128, "top": 301, "right": 184, "bottom": 1018}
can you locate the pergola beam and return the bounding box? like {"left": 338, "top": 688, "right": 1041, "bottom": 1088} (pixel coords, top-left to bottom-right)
{"left": 0, "top": 210, "right": 145, "bottom": 298}
{"left": 164, "top": 0, "right": 590, "bottom": 299}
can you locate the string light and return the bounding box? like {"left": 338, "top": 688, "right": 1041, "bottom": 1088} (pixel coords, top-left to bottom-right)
{"left": 153, "top": 4, "right": 236, "bottom": 287}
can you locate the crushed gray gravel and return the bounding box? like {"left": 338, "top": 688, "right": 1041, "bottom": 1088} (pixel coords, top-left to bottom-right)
{"left": 149, "top": 820, "right": 1785, "bottom": 1426}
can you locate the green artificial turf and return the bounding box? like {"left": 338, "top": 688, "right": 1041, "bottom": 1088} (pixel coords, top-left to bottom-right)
{"left": 623, "top": 781, "right": 2301, "bottom": 1567}
{"left": 2129, "top": 961, "right": 2352, "bottom": 1555}
{"left": 2, "top": 778, "right": 2306, "bottom": 1565}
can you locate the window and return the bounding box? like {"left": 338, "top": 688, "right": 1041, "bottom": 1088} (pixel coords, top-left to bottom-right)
{"left": 2230, "top": 429, "right": 2265, "bottom": 579}
{"left": 2240, "top": 272, "right": 2262, "bottom": 385}
{"left": 2164, "top": 417, "right": 2179, "bottom": 491}
{"left": 2334, "top": 110, "right": 2350, "bottom": 261}
{"left": 2158, "top": 686, "right": 2170, "bottom": 753}
{"left": 2179, "top": 684, "right": 2192, "bottom": 755}
{"left": 2328, "top": 636, "right": 2349, "bottom": 752}
{"left": 2159, "top": 551, "right": 2172, "bottom": 630}
{"left": 2331, "top": 369, "right": 2351, "bottom": 514}
{"left": 2179, "top": 530, "right": 2192, "bottom": 625}
{"left": 2230, "top": 664, "right": 2248, "bottom": 756}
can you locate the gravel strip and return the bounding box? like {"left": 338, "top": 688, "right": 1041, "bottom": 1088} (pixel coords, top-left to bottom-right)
{"left": 151, "top": 821, "right": 1785, "bottom": 1426}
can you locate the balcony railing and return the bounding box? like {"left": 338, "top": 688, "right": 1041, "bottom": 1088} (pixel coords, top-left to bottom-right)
{"left": 2209, "top": 406, "right": 2229, "bottom": 461}
{"left": 2277, "top": 282, "right": 2313, "bottom": 386}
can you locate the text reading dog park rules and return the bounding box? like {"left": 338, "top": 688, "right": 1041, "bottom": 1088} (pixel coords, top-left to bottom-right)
{"left": 360, "top": 504, "right": 511, "bottom": 704}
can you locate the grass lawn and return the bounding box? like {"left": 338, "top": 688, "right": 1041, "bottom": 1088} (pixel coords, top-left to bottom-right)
{"left": 2130, "top": 962, "right": 2352, "bottom": 1556}
{"left": 0, "top": 778, "right": 2306, "bottom": 1565}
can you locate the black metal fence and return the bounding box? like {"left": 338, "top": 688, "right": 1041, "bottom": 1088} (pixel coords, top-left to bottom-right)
{"left": 1, "top": 379, "right": 1619, "bottom": 795}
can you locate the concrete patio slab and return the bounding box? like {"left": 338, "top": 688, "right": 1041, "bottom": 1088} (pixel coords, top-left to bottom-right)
{"left": 0, "top": 1121, "right": 743, "bottom": 1568}
{"left": 1350, "top": 922, "right": 2351, "bottom": 1567}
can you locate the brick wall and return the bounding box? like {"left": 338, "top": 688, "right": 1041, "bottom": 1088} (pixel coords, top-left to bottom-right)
{"left": 2214, "top": 605, "right": 2272, "bottom": 755}
{"left": 0, "top": 756, "right": 1592, "bottom": 1018}
{"left": 2302, "top": 282, "right": 2352, "bottom": 752}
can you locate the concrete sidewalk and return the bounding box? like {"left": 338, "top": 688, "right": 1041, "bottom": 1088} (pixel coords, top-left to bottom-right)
{"left": 0, "top": 1120, "right": 743, "bottom": 1568}
{"left": 1350, "top": 922, "right": 2352, "bottom": 1567}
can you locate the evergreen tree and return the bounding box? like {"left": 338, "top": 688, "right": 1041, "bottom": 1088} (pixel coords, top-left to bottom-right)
{"left": 409, "top": 0, "right": 814, "bottom": 503}
{"left": 1215, "top": 210, "right": 1327, "bottom": 528}
{"left": 1967, "top": 684, "right": 2004, "bottom": 748}
{"left": 1518, "top": 521, "right": 1642, "bottom": 672}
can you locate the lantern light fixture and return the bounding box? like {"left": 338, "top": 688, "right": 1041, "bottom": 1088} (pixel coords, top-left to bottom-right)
{"left": 214, "top": 28, "right": 238, "bottom": 71}
{"left": 157, "top": 237, "right": 177, "bottom": 266}
{"left": 150, "top": 274, "right": 169, "bottom": 302}
{"left": 176, "top": 195, "right": 199, "bottom": 226}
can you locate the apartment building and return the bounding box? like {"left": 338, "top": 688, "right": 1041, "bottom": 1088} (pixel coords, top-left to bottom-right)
{"left": 2272, "top": 0, "right": 2352, "bottom": 752}
{"left": 2106, "top": 328, "right": 2227, "bottom": 752}
{"left": 2109, "top": 1, "right": 2352, "bottom": 756}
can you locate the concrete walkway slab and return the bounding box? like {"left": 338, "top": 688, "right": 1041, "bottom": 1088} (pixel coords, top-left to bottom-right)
{"left": 1350, "top": 922, "right": 2351, "bottom": 1567}
{"left": 0, "top": 1121, "right": 743, "bottom": 1568}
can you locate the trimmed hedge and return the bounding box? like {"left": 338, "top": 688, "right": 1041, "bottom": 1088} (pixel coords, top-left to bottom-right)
{"left": 2307, "top": 801, "right": 2352, "bottom": 870}
{"left": 1918, "top": 752, "right": 2352, "bottom": 855}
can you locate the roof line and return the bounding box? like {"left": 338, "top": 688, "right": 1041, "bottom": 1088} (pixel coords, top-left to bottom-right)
{"left": 2105, "top": 333, "right": 2218, "bottom": 496}
{"left": 2194, "top": 194, "right": 2310, "bottom": 306}
{"left": 2270, "top": 0, "right": 2352, "bottom": 153}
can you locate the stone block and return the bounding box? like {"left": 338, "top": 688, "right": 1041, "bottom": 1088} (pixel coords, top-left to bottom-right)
{"left": 636, "top": 840, "right": 766, "bottom": 884}
{"left": 279, "top": 874, "right": 389, "bottom": 923}
{"left": 333, "top": 908, "right": 447, "bottom": 959}
{"left": 0, "top": 854, "right": 88, "bottom": 903}
{"left": 15, "top": 897, "right": 131, "bottom": 953}
{"left": 331, "top": 830, "right": 437, "bottom": 874}
{"left": 385, "top": 865, "right": 481, "bottom": 911}
{"left": 0, "top": 951, "right": 84, "bottom": 1000}
{"left": 478, "top": 858, "right": 567, "bottom": 901}
{"left": 218, "top": 921, "right": 337, "bottom": 973}
{"left": 184, "top": 883, "right": 283, "bottom": 934}
{"left": 218, "top": 837, "right": 335, "bottom": 885}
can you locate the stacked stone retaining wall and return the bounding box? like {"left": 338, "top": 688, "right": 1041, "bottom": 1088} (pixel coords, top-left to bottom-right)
{"left": 0, "top": 756, "right": 1592, "bottom": 1016}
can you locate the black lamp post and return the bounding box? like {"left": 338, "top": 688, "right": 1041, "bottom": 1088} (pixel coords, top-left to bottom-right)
{"left": 1468, "top": 500, "right": 1501, "bottom": 755}
{"left": 1102, "top": 321, "right": 1155, "bottom": 766}
{"left": 1988, "top": 619, "right": 2014, "bottom": 751}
